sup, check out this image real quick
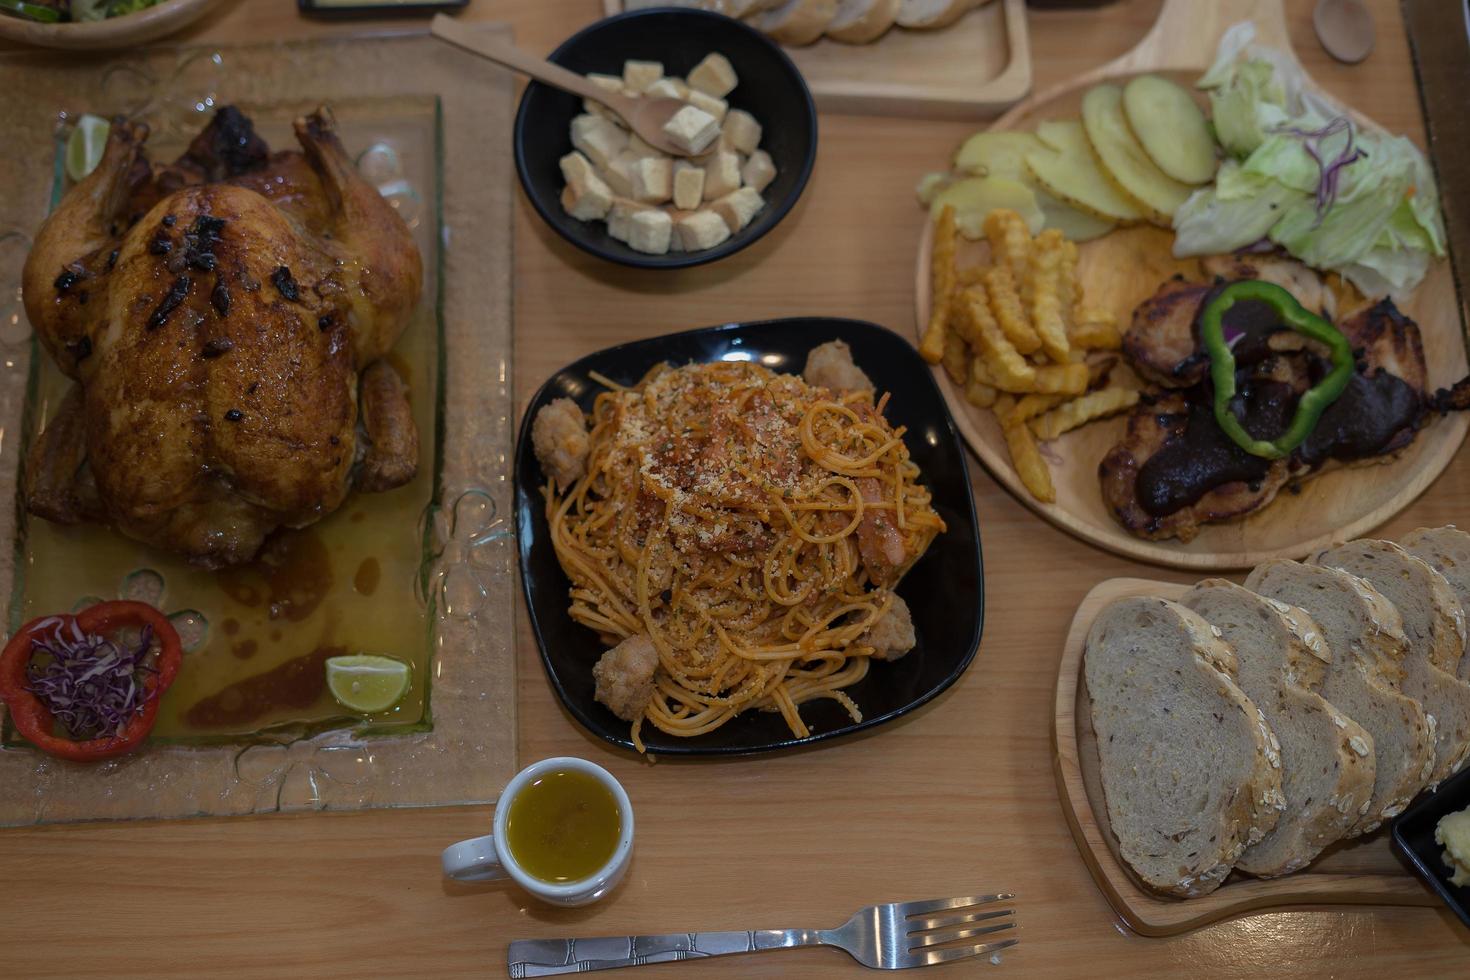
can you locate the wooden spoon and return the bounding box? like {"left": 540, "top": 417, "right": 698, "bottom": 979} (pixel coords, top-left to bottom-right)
{"left": 430, "top": 14, "right": 707, "bottom": 158}
{"left": 1312, "top": 0, "right": 1375, "bottom": 64}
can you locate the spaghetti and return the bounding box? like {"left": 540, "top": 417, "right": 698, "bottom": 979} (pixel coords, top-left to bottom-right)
{"left": 544, "top": 359, "right": 945, "bottom": 749}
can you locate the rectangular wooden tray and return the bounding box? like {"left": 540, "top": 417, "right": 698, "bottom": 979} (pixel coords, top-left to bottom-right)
{"left": 603, "top": 0, "right": 1032, "bottom": 118}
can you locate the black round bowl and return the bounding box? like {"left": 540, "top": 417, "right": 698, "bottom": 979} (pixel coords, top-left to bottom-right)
{"left": 513, "top": 7, "right": 818, "bottom": 269}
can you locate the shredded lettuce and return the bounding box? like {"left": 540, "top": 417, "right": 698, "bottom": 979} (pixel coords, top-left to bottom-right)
{"left": 1174, "top": 22, "right": 1446, "bottom": 295}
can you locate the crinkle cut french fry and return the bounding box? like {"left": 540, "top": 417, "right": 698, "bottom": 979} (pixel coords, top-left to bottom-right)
{"left": 1030, "top": 362, "right": 1090, "bottom": 395}
{"left": 1071, "top": 306, "right": 1122, "bottom": 349}
{"left": 1024, "top": 230, "right": 1071, "bottom": 362}
{"left": 1000, "top": 410, "right": 1056, "bottom": 503}
{"left": 967, "top": 285, "right": 1036, "bottom": 388}
{"left": 920, "top": 204, "right": 957, "bottom": 364}
{"left": 965, "top": 362, "right": 998, "bottom": 408}
{"left": 1028, "top": 387, "right": 1141, "bottom": 442}
{"left": 941, "top": 328, "right": 969, "bottom": 386}
{"left": 980, "top": 265, "right": 1041, "bottom": 355}
{"left": 1008, "top": 392, "right": 1068, "bottom": 425}
{"left": 951, "top": 284, "right": 983, "bottom": 345}
{"left": 969, "top": 355, "right": 1032, "bottom": 394}
{"left": 1057, "top": 237, "right": 1080, "bottom": 332}
{"left": 983, "top": 208, "right": 1031, "bottom": 284}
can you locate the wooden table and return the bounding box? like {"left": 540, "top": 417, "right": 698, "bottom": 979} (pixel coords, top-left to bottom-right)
{"left": 3, "top": 0, "right": 1467, "bottom": 976}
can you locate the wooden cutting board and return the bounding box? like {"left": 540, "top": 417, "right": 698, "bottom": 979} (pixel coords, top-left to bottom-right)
{"left": 603, "top": 0, "right": 1032, "bottom": 118}
{"left": 911, "top": 0, "right": 1469, "bottom": 570}
{"left": 1055, "top": 577, "right": 1438, "bottom": 936}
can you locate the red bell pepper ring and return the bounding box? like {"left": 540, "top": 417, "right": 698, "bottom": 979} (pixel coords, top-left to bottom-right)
{"left": 0, "top": 601, "right": 182, "bottom": 762}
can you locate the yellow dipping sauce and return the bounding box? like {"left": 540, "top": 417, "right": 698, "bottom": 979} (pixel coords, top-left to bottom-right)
{"left": 505, "top": 769, "right": 621, "bottom": 883}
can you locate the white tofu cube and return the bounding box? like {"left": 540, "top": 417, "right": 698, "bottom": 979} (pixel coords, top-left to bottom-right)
{"left": 629, "top": 155, "right": 673, "bottom": 204}
{"left": 602, "top": 152, "right": 637, "bottom": 197}
{"left": 645, "top": 78, "right": 683, "bottom": 100}
{"left": 703, "top": 150, "right": 742, "bottom": 201}
{"left": 560, "top": 174, "right": 613, "bottom": 222}
{"left": 673, "top": 165, "right": 706, "bottom": 211}
{"left": 607, "top": 198, "right": 655, "bottom": 243}
{"left": 685, "top": 90, "right": 728, "bottom": 123}
{"left": 741, "top": 149, "right": 776, "bottom": 193}
{"left": 559, "top": 151, "right": 598, "bottom": 191}
{"left": 570, "top": 113, "right": 629, "bottom": 170}
{"left": 628, "top": 209, "right": 673, "bottom": 254}
{"left": 723, "top": 109, "right": 761, "bottom": 155}
{"left": 675, "top": 210, "right": 732, "bottom": 252}
{"left": 582, "top": 74, "right": 627, "bottom": 124}
{"left": 622, "top": 60, "right": 664, "bottom": 93}
{"left": 626, "top": 134, "right": 661, "bottom": 159}
{"left": 711, "top": 186, "right": 765, "bottom": 232}
{"left": 662, "top": 105, "right": 721, "bottom": 155}
{"left": 687, "top": 52, "right": 738, "bottom": 98}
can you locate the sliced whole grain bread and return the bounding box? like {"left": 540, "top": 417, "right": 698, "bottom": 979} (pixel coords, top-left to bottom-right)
{"left": 1245, "top": 560, "right": 1433, "bottom": 833}
{"left": 1085, "top": 596, "right": 1284, "bottom": 897}
{"left": 1401, "top": 526, "right": 1470, "bottom": 682}
{"left": 1314, "top": 539, "right": 1470, "bottom": 785}
{"left": 1181, "top": 580, "right": 1376, "bottom": 877}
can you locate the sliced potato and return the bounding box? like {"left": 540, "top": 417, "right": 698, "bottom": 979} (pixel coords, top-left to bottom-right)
{"left": 1024, "top": 120, "right": 1144, "bottom": 225}
{"left": 1034, "top": 188, "right": 1114, "bottom": 242}
{"left": 1080, "top": 84, "right": 1193, "bottom": 224}
{"left": 953, "top": 131, "right": 1044, "bottom": 180}
{"left": 929, "top": 176, "right": 1044, "bottom": 239}
{"left": 915, "top": 171, "right": 953, "bottom": 207}
{"left": 1122, "top": 74, "right": 1217, "bottom": 185}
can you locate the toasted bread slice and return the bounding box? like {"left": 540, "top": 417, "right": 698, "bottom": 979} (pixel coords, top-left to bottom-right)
{"left": 1401, "top": 526, "right": 1470, "bottom": 681}
{"left": 752, "top": 0, "right": 839, "bottom": 44}
{"left": 1314, "top": 540, "right": 1470, "bottom": 785}
{"left": 1182, "top": 581, "right": 1375, "bottom": 877}
{"left": 1246, "top": 560, "right": 1433, "bottom": 833}
{"left": 826, "top": 0, "right": 901, "bottom": 42}
{"left": 1085, "top": 596, "right": 1284, "bottom": 897}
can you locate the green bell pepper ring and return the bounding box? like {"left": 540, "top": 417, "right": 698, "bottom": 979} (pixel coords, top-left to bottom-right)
{"left": 1199, "top": 280, "right": 1356, "bottom": 460}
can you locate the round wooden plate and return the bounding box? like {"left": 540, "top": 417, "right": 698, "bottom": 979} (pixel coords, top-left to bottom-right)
{"left": 912, "top": 0, "right": 1469, "bottom": 571}
{"left": 1055, "top": 577, "right": 1437, "bottom": 936}
{"left": 0, "top": 0, "right": 224, "bottom": 51}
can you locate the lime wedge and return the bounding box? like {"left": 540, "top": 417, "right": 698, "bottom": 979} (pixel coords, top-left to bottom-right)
{"left": 325, "top": 654, "right": 411, "bottom": 714}
{"left": 65, "top": 114, "right": 111, "bottom": 184}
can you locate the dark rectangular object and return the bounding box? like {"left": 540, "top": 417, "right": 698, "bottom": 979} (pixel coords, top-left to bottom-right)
{"left": 298, "top": 0, "right": 467, "bottom": 17}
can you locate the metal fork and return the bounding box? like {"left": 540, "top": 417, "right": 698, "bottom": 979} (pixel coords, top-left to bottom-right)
{"left": 506, "top": 894, "right": 1018, "bottom": 975}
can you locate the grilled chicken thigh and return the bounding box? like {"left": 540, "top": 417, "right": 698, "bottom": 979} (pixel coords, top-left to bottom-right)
{"left": 22, "top": 105, "right": 422, "bottom": 568}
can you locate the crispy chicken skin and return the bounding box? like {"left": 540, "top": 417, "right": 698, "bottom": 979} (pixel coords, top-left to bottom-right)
{"left": 21, "top": 106, "right": 422, "bottom": 568}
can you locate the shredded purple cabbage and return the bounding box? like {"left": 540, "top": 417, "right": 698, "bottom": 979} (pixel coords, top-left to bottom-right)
{"left": 1222, "top": 323, "right": 1246, "bottom": 348}
{"left": 23, "top": 619, "right": 157, "bottom": 740}
{"left": 1270, "top": 117, "right": 1367, "bottom": 228}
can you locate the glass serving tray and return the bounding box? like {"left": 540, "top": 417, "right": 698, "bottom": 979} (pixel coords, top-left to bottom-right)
{"left": 0, "top": 29, "right": 516, "bottom": 825}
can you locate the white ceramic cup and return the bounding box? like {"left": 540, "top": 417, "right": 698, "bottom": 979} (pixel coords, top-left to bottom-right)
{"left": 440, "top": 756, "right": 634, "bottom": 907}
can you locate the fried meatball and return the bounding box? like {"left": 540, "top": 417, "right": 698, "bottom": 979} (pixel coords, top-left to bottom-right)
{"left": 592, "top": 634, "right": 659, "bottom": 722}
{"left": 802, "top": 339, "right": 873, "bottom": 393}
{"left": 862, "top": 593, "right": 916, "bottom": 661}
{"left": 531, "top": 397, "right": 589, "bottom": 489}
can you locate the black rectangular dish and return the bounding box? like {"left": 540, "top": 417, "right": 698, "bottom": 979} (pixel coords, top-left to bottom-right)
{"left": 1393, "top": 764, "right": 1470, "bottom": 929}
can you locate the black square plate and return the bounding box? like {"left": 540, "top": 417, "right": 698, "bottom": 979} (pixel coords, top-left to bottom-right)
{"left": 1393, "top": 764, "right": 1470, "bottom": 928}
{"left": 514, "top": 318, "right": 985, "bottom": 755}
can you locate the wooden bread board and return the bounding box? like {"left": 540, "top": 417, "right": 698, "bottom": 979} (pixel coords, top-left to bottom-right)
{"left": 602, "top": 0, "right": 1032, "bottom": 118}
{"left": 1056, "top": 577, "right": 1439, "bottom": 936}
{"left": 911, "top": 0, "right": 1469, "bottom": 570}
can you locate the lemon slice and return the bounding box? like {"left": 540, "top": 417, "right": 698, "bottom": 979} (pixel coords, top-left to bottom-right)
{"left": 65, "top": 114, "right": 111, "bottom": 184}
{"left": 325, "top": 654, "right": 411, "bottom": 714}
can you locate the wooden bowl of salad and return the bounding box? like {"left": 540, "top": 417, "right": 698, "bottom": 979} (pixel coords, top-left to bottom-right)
{"left": 0, "top": 0, "right": 225, "bottom": 50}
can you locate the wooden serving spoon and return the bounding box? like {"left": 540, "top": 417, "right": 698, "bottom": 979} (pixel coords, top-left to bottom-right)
{"left": 430, "top": 14, "right": 705, "bottom": 158}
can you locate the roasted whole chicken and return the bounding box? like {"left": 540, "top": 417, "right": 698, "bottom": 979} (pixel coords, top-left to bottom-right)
{"left": 21, "top": 105, "right": 422, "bottom": 568}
